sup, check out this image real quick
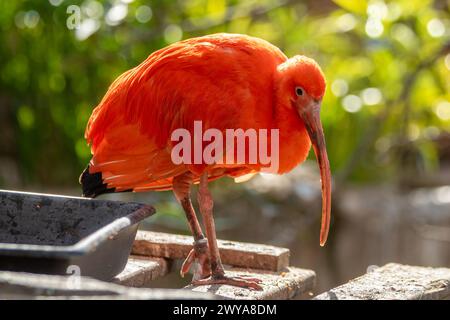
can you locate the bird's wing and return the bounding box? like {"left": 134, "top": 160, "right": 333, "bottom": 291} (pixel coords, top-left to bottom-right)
{"left": 85, "top": 34, "right": 286, "bottom": 192}
{"left": 85, "top": 43, "right": 192, "bottom": 191}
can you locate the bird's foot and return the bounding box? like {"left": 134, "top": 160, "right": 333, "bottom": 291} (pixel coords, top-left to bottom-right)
{"left": 180, "top": 238, "right": 211, "bottom": 280}
{"left": 192, "top": 273, "right": 263, "bottom": 291}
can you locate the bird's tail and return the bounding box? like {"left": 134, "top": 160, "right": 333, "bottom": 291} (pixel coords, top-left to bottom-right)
{"left": 79, "top": 165, "right": 117, "bottom": 198}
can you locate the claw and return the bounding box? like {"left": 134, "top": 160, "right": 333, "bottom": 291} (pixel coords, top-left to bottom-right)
{"left": 180, "top": 249, "right": 196, "bottom": 278}
{"left": 192, "top": 274, "right": 263, "bottom": 291}
{"left": 233, "top": 276, "right": 263, "bottom": 284}
{"left": 180, "top": 239, "right": 211, "bottom": 280}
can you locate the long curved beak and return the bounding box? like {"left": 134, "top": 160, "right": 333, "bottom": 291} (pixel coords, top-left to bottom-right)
{"left": 299, "top": 100, "right": 331, "bottom": 246}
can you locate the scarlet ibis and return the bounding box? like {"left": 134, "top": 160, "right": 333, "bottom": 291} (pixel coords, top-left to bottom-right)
{"left": 80, "top": 33, "right": 330, "bottom": 290}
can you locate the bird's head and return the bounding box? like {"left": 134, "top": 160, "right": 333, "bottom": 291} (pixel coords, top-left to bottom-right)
{"left": 275, "top": 55, "right": 331, "bottom": 246}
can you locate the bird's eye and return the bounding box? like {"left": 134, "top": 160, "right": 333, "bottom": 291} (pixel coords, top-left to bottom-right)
{"left": 295, "top": 87, "right": 304, "bottom": 97}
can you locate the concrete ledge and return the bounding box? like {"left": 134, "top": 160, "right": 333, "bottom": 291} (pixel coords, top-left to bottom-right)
{"left": 186, "top": 266, "right": 315, "bottom": 300}
{"left": 112, "top": 256, "right": 170, "bottom": 287}
{"left": 0, "top": 271, "right": 214, "bottom": 300}
{"left": 315, "top": 263, "right": 450, "bottom": 300}
{"left": 132, "top": 231, "right": 290, "bottom": 272}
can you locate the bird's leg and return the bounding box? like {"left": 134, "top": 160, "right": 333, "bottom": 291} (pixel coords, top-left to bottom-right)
{"left": 173, "top": 173, "right": 211, "bottom": 280}
{"left": 193, "top": 173, "right": 263, "bottom": 291}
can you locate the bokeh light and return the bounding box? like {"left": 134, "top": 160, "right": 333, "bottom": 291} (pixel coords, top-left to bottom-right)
{"left": 365, "top": 17, "right": 383, "bottom": 38}
{"left": 342, "top": 94, "right": 363, "bottom": 113}
{"left": 106, "top": 3, "right": 128, "bottom": 26}
{"left": 336, "top": 13, "right": 357, "bottom": 32}
{"left": 76, "top": 19, "right": 100, "bottom": 41}
{"left": 361, "top": 87, "right": 383, "bottom": 106}
{"left": 331, "top": 79, "right": 349, "bottom": 97}
{"left": 48, "top": 0, "right": 63, "bottom": 6}
{"left": 83, "top": 1, "right": 104, "bottom": 20}
{"left": 164, "top": 24, "right": 183, "bottom": 43}
{"left": 435, "top": 101, "right": 450, "bottom": 121}
{"left": 427, "top": 18, "right": 446, "bottom": 38}
{"left": 135, "top": 5, "right": 153, "bottom": 23}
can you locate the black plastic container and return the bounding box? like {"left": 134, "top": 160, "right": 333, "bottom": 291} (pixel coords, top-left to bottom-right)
{"left": 0, "top": 190, "right": 155, "bottom": 281}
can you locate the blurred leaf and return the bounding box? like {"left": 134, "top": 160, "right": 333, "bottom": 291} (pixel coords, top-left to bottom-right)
{"left": 332, "top": 0, "right": 368, "bottom": 15}
{"left": 17, "top": 105, "right": 34, "bottom": 130}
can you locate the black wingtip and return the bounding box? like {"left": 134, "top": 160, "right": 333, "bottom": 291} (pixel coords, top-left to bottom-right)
{"left": 79, "top": 165, "right": 116, "bottom": 198}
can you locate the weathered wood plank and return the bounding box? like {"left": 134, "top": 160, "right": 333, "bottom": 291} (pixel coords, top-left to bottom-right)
{"left": 186, "top": 267, "right": 315, "bottom": 300}
{"left": 132, "top": 231, "right": 290, "bottom": 272}
{"left": 315, "top": 263, "right": 450, "bottom": 300}
{"left": 0, "top": 271, "right": 215, "bottom": 300}
{"left": 112, "top": 256, "right": 170, "bottom": 287}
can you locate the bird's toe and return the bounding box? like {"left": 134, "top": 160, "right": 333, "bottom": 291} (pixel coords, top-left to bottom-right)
{"left": 191, "top": 274, "right": 263, "bottom": 291}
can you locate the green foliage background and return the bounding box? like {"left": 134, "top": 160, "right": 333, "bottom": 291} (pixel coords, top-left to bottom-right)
{"left": 0, "top": 0, "right": 448, "bottom": 189}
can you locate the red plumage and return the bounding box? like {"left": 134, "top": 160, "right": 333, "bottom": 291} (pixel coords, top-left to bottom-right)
{"left": 85, "top": 33, "right": 324, "bottom": 192}
{"left": 81, "top": 34, "right": 331, "bottom": 288}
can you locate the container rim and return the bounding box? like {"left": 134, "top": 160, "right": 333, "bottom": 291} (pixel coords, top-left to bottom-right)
{"left": 0, "top": 190, "right": 155, "bottom": 258}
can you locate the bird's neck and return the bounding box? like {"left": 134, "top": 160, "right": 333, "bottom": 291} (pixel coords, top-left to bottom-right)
{"left": 272, "top": 100, "right": 312, "bottom": 174}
